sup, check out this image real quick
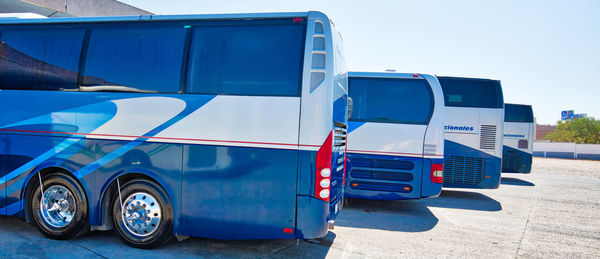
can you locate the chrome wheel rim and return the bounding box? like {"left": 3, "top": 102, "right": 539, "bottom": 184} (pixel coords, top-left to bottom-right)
{"left": 40, "top": 185, "right": 76, "bottom": 228}
{"left": 122, "top": 192, "right": 161, "bottom": 237}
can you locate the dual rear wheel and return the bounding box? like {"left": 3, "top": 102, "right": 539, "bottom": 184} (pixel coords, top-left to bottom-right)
{"left": 111, "top": 179, "right": 174, "bottom": 249}
{"left": 29, "top": 174, "right": 173, "bottom": 249}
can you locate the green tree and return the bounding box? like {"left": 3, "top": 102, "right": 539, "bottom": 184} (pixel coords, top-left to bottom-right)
{"left": 544, "top": 117, "right": 600, "bottom": 144}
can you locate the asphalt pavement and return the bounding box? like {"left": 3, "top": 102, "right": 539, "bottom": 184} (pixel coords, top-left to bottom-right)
{"left": 1, "top": 157, "right": 599, "bottom": 258}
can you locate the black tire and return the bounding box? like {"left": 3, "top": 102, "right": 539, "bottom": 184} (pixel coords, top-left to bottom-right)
{"left": 112, "top": 179, "right": 173, "bottom": 249}
{"left": 30, "top": 173, "right": 89, "bottom": 240}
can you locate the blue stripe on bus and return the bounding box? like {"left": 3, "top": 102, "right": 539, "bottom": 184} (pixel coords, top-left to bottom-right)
{"left": 0, "top": 137, "right": 84, "bottom": 186}
{"left": 2, "top": 137, "right": 88, "bottom": 197}
{"left": 0, "top": 98, "right": 119, "bottom": 188}
{"left": 0, "top": 99, "right": 117, "bottom": 133}
{"left": 347, "top": 121, "right": 366, "bottom": 134}
{"left": 1, "top": 95, "right": 216, "bottom": 216}
{"left": 74, "top": 95, "right": 215, "bottom": 179}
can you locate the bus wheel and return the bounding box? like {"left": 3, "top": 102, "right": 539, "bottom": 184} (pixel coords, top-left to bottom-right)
{"left": 30, "top": 173, "right": 89, "bottom": 240}
{"left": 112, "top": 179, "right": 173, "bottom": 249}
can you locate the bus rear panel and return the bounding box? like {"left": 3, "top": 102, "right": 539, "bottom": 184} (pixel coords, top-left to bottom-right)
{"left": 345, "top": 72, "right": 445, "bottom": 200}
{"left": 502, "top": 103, "right": 534, "bottom": 173}
{"left": 438, "top": 76, "right": 504, "bottom": 189}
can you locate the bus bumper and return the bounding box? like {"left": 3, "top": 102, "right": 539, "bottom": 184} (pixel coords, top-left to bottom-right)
{"left": 295, "top": 193, "right": 343, "bottom": 239}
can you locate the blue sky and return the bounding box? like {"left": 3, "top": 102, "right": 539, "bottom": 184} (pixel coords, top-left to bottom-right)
{"left": 121, "top": 0, "right": 600, "bottom": 124}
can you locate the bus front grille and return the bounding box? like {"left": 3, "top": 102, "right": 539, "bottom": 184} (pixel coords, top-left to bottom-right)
{"left": 443, "top": 156, "right": 486, "bottom": 185}
{"left": 347, "top": 155, "right": 416, "bottom": 193}
{"left": 502, "top": 151, "right": 523, "bottom": 172}
{"left": 349, "top": 181, "right": 412, "bottom": 193}
{"left": 350, "top": 158, "right": 414, "bottom": 170}
{"left": 350, "top": 170, "right": 414, "bottom": 182}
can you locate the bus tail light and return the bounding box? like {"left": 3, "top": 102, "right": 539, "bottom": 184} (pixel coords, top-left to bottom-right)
{"left": 431, "top": 164, "right": 444, "bottom": 183}
{"left": 315, "top": 131, "right": 333, "bottom": 202}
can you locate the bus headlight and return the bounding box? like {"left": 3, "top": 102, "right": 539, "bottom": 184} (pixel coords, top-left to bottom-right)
{"left": 320, "top": 168, "right": 331, "bottom": 178}
{"left": 319, "top": 189, "right": 330, "bottom": 199}
{"left": 320, "top": 179, "right": 330, "bottom": 188}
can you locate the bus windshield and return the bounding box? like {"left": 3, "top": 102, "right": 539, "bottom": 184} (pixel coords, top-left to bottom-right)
{"left": 349, "top": 77, "right": 434, "bottom": 125}
{"left": 505, "top": 104, "right": 534, "bottom": 123}
{"left": 438, "top": 77, "right": 503, "bottom": 108}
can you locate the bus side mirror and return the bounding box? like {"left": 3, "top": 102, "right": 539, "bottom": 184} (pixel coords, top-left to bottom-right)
{"left": 347, "top": 97, "right": 353, "bottom": 120}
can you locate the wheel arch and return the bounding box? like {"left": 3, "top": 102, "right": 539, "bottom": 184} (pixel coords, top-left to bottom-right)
{"left": 94, "top": 168, "right": 175, "bottom": 231}
{"left": 23, "top": 165, "right": 89, "bottom": 224}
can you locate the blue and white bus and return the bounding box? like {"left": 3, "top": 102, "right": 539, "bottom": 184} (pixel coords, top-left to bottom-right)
{"left": 502, "top": 103, "right": 534, "bottom": 173}
{"left": 0, "top": 11, "right": 348, "bottom": 248}
{"left": 438, "top": 76, "right": 504, "bottom": 189}
{"left": 344, "top": 72, "right": 445, "bottom": 200}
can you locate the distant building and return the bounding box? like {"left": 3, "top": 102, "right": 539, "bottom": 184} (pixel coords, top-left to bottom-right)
{"left": 0, "top": 0, "right": 151, "bottom": 17}
{"left": 535, "top": 124, "right": 555, "bottom": 140}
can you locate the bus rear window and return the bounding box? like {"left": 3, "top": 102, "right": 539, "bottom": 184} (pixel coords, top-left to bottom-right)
{"left": 187, "top": 23, "right": 305, "bottom": 96}
{"left": 349, "top": 77, "right": 434, "bottom": 125}
{"left": 438, "top": 77, "right": 503, "bottom": 108}
{"left": 505, "top": 104, "right": 534, "bottom": 123}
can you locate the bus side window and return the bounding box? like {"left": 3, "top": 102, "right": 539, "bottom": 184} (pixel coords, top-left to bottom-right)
{"left": 81, "top": 26, "right": 186, "bottom": 93}
{"left": 186, "top": 23, "right": 304, "bottom": 97}
{"left": 0, "top": 28, "right": 85, "bottom": 91}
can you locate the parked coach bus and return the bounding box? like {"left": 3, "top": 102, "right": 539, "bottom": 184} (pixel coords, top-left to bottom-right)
{"left": 345, "top": 72, "right": 445, "bottom": 200}
{"left": 438, "top": 76, "right": 504, "bottom": 189}
{"left": 502, "top": 103, "right": 534, "bottom": 173}
{"left": 0, "top": 11, "right": 348, "bottom": 248}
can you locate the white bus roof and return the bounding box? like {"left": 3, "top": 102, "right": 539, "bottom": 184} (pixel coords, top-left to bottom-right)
{"left": 0, "top": 13, "right": 47, "bottom": 20}
{"left": 436, "top": 75, "right": 500, "bottom": 82}
{"left": 349, "top": 71, "right": 429, "bottom": 80}
{"left": 0, "top": 12, "right": 313, "bottom": 25}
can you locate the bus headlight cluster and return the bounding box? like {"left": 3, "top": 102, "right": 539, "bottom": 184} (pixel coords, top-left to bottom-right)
{"left": 319, "top": 189, "right": 330, "bottom": 199}
{"left": 320, "top": 179, "right": 330, "bottom": 188}
{"left": 314, "top": 131, "right": 333, "bottom": 202}
{"left": 321, "top": 168, "right": 331, "bottom": 178}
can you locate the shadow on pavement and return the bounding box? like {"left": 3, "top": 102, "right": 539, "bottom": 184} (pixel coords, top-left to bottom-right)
{"left": 0, "top": 215, "right": 336, "bottom": 258}
{"left": 422, "top": 190, "right": 502, "bottom": 212}
{"left": 501, "top": 177, "right": 535, "bottom": 186}
{"left": 335, "top": 199, "right": 438, "bottom": 232}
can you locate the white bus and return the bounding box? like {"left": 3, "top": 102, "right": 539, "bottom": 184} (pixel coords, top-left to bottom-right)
{"left": 502, "top": 103, "right": 534, "bottom": 173}
{"left": 0, "top": 11, "right": 348, "bottom": 248}
{"left": 438, "top": 76, "right": 504, "bottom": 189}
{"left": 345, "top": 72, "right": 445, "bottom": 200}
